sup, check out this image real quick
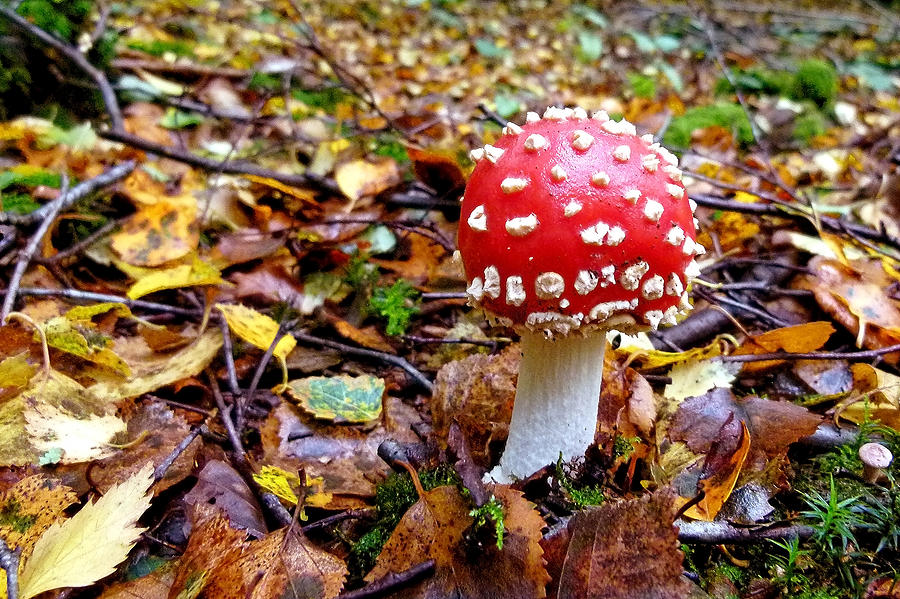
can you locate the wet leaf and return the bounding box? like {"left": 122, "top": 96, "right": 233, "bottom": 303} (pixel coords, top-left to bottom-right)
{"left": 216, "top": 303, "right": 296, "bottom": 380}
{"left": 18, "top": 463, "right": 154, "bottom": 599}
{"left": 111, "top": 199, "right": 199, "bottom": 267}
{"left": 127, "top": 257, "right": 224, "bottom": 300}
{"left": 557, "top": 489, "right": 690, "bottom": 599}
{"left": 285, "top": 374, "right": 384, "bottom": 423}
{"left": 182, "top": 460, "right": 267, "bottom": 539}
{"left": 682, "top": 418, "right": 750, "bottom": 521}
{"left": 252, "top": 465, "right": 332, "bottom": 511}
{"left": 367, "top": 484, "right": 549, "bottom": 599}
{"left": 168, "top": 505, "right": 246, "bottom": 599}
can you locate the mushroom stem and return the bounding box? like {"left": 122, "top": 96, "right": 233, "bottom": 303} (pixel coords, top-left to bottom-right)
{"left": 495, "top": 330, "right": 606, "bottom": 481}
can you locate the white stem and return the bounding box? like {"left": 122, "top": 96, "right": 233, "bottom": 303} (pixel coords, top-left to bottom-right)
{"left": 494, "top": 330, "right": 607, "bottom": 481}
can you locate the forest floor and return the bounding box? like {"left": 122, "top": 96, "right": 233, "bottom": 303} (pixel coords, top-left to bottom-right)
{"left": 1, "top": 1, "right": 900, "bottom": 598}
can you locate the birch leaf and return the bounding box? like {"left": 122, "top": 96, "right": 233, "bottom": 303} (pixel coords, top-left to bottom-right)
{"left": 18, "top": 463, "right": 155, "bottom": 599}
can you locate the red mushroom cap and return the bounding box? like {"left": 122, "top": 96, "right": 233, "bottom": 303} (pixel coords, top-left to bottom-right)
{"left": 457, "top": 107, "right": 703, "bottom": 336}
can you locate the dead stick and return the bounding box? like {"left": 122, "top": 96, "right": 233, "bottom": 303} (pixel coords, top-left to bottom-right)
{"left": 677, "top": 520, "right": 815, "bottom": 544}
{"left": 218, "top": 318, "right": 242, "bottom": 395}
{"left": 0, "top": 3, "right": 123, "bottom": 131}
{"left": 238, "top": 323, "right": 289, "bottom": 433}
{"left": 153, "top": 424, "right": 206, "bottom": 484}
{"left": 101, "top": 129, "right": 339, "bottom": 195}
{"left": 10, "top": 287, "right": 200, "bottom": 316}
{"left": 0, "top": 162, "right": 135, "bottom": 225}
{"left": 336, "top": 560, "right": 436, "bottom": 599}
{"left": 0, "top": 539, "right": 20, "bottom": 599}
{"left": 1, "top": 175, "right": 69, "bottom": 322}
{"left": 722, "top": 343, "right": 900, "bottom": 363}
{"left": 293, "top": 331, "right": 433, "bottom": 392}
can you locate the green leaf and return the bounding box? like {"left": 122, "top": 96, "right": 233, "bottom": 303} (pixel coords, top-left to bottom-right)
{"left": 370, "top": 280, "right": 419, "bottom": 336}
{"left": 0, "top": 167, "right": 61, "bottom": 191}
{"left": 846, "top": 62, "right": 895, "bottom": 92}
{"left": 37, "top": 123, "right": 97, "bottom": 151}
{"left": 656, "top": 60, "right": 685, "bottom": 93}
{"left": 576, "top": 31, "right": 603, "bottom": 63}
{"left": 159, "top": 108, "right": 204, "bottom": 130}
{"left": 628, "top": 72, "right": 657, "bottom": 99}
{"left": 493, "top": 93, "right": 521, "bottom": 119}
{"left": 571, "top": 4, "right": 608, "bottom": 28}
{"left": 628, "top": 30, "right": 657, "bottom": 53}
{"left": 360, "top": 225, "right": 397, "bottom": 255}
{"left": 474, "top": 38, "right": 509, "bottom": 59}
{"left": 286, "top": 375, "right": 385, "bottom": 423}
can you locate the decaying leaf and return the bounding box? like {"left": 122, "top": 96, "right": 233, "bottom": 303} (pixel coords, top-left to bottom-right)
{"left": 111, "top": 197, "right": 200, "bottom": 267}
{"left": 557, "top": 488, "right": 691, "bottom": 599}
{"left": 252, "top": 465, "right": 332, "bottom": 511}
{"left": 682, "top": 418, "right": 751, "bottom": 521}
{"left": 18, "top": 463, "right": 155, "bottom": 599}
{"left": 182, "top": 460, "right": 266, "bottom": 538}
{"left": 431, "top": 345, "right": 519, "bottom": 466}
{"left": 127, "top": 257, "right": 224, "bottom": 300}
{"left": 88, "top": 329, "right": 223, "bottom": 402}
{"left": 367, "top": 484, "right": 549, "bottom": 599}
{"left": 0, "top": 475, "right": 78, "bottom": 553}
{"left": 285, "top": 374, "right": 385, "bottom": 423}
{"left": 216, "top": 303, "right": 296, "bottom": 382}
{"left": 168, "top": 505, "right": 246, "bottom": 599}
{"left": 334, "top": 157, "right": 401, "bottom": 203}
{"left": 664, "top": 358, "right": 740, "bottom": 403}
{"left": 840, "top": 363, "right": 900, "bottom": 430}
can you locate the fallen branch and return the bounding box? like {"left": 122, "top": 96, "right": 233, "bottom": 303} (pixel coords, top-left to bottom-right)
{"left": 9, "top": 287, "right": 201, "bottom": 316}
{"left": 677, "top": 520, "right": 815, "bottom": 544}
{"left": 294, "top": 330, "right": 433, "bottom": 392}
{"left": 1, "top": 175, "right": 69, "bottom": 322}
{"left": 152, "top": 424, "right": 206, "bottom": 484}
{"left": 0, "top": 161, "right": 135, "bottom": 226}
{"left": 722, "top": 342, "right": 900, "bottom": 363}
{"left": 0, "top": 539, "right": 20, "bottom": 599}
{"left": 336, "top": 560, "right": 435, "bottom": 599}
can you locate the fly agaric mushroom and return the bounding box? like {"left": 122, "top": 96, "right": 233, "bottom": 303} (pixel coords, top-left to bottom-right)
{"left": 458, "top": 106, "right": 703, "bottom": 481}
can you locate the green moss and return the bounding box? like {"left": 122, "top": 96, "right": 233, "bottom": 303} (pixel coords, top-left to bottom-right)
{"left": 792, "top": 59, "right": 838, "bottom": 108}
{"left": 469, "top": 495, "right": 506, "bottom": 550}
{"left": 555, "top": 457, "right": 604, "bottom": 509}
{"left": 793, "top": 108, "right": 828, "bottom": 144}
{"left": 0, "top": 498, "right": 37, "bottom": 534}
{"left": 663, "top": 103, "right": 754, "bottom": 148}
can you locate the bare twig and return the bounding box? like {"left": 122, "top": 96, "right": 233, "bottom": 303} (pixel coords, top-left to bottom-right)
{"left": 153, "top": 424, "right": 206, "bottom": 484}
{"left": 301, "top": 508, "right": 375, "bottom": 534}
{"left": 336, "top": 560, "right": 436, "bottom": 599}
{"left": 0, "top": 539, "right": 20, "bottom": 599}
{"left": 1, "top": 175, "right": 69, "bottom": 322}
{"left": 100, "top": 129, "right": 339, "bottom": 196}
{"left": 677, "top": 520, "right": 815, "bottom": 544}
{"left": 723, "top": 343, "right": 900, "bottom": 363}
{"left": 10, "top": 287, "right": 201, "bottom": 316}
{"left": 35, "top": 218, "right": 120, "bottom": 264}
{"left": 0, "top": 3, "right": 123, "bottom": 131}
{"left": 218, "top": 317, "right": 242, "bottom": 395}
{"left": 238, "top": 323, "right": 290, "bottom": 433}
{"left": 0, "top": 162, "right": 135, "bottom": 226}
{"left": 293, "top": 331, "right": 433, "bottom": 392}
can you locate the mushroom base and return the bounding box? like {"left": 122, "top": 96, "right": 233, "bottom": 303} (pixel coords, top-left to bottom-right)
{"left": 492, "top": 330, "right": 606, "bottom": 481}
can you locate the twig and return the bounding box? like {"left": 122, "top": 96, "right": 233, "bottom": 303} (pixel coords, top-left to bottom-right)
{"left": 152, "top": 424, "right": 206, "bottom": 483}
{"left": 208, "top": 374, "right": 247, "bottom": 464}
{"left": 301, "top": 508, "right": 375, "bottom": 534}
{"left": 293, "top": 331, "right": 433, "bottom": 392}
{"left": 218, "top": 317, "right": 242, "bottom": 395}
{"left": 1, "top": 175, "right": 69, "bottom": 322}
{"left": 677, "top": 520, "right": 815, "bottom": 544}
{"left": 420, "top": 292, "right": 466, "bottom": 300}
{"left": 0, "top": 161, "right": 135, "bottom": 225}
{"left": 322, "top": 218, "right": 455, "bottom": 253}
{"left": 0, "top": 539, "right": 20, "bottom": 599}
{"left": 336, "top": 560, "right": 436, "bottom": 599}
{"left": 401, "top": 334, "right": 510, "bottom": 349}
{"left": 100, "top": 129, "right": 339, "bottom": 196}
{"left": 10, "top": 287, "right": 201, "bottom": 316}
{"left": 0, "top": 3, "right": 123, "bottom": 131}
{"left": 722, "top": 343, "right": 900, "bottom": 363}
{"left": 477, "top": 102, "right": 509, "bottom": 127}
{"left": 696, "top": 288, "right": 792, "bottom": 328}
{"left": 35, "top": 218, "right": 120, "bottom": 264}
{"left": 111, "top": 57, "right": 251, "bottom": 79}
{"left": 238, "top": 323, "right": 289, "bottom": 433}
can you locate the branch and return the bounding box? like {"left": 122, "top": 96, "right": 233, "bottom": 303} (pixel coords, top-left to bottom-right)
{"left": 0, "top": 539, "right": 20, "bottom": 599}
{"left": 0, "top": 3, "right": 123, "bottom": 131}
{"left": 336, "top": 560, "right": 435, "bottom": 599}
{"left": 677, "top": 520, "right": 815, "bottom": 544}
{"left": 722, "top": 342, "right": 900, "bottom": 363}
{"left": 100, "top": 129, "right": 340, "bottom": 196}
{"left": 0, "top": 161, "right": 135, "bottom": 225}
{"left": 9, "top": 287, "right": 201, "bottom": 316}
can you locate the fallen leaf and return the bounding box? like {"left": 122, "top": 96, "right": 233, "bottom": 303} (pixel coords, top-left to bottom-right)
{"left": 252, "top": 465, "right": 332, "bottom": 511}
{"left": 168, "top": 505, "right": 246, "bottom": 599}
{"left": 88, "top": 329, "right": 223, "bottom": 402}
{"left": 557, "top": 489, "right": 691, "bottom": 599}
{"left": 431, "top": 345, "right": 519, "bottom": 466}
{"left": 217, "top": 304, "right": 296, "bottom": 381}
{"left": 0, "top": 475, "right": 77, "bottom": 553}
{"left": 127, "top": 257, "right": 224, "bottom": 300}
{"left": 96, "top": 560, "right": 178, "bottom": 599}
{"left": 285, "top": 375, "right": 385, "bottom": 424}
{"left": 111, "top": 199, "right": 200, "bottom": 267}
{"left": 367, "top": 484, "right": 549, "bottom": 599}
{"left": 734, "top": 321, "right": 835, "bottom": 372}
{"left": 334, "top": 157, "right": 401, "bottom": 203}
{"left": 664, "top": 358, "right": 740, "bottom": 403}
{"left": 202, "top": 527, "right": 347, "bottom": 599}
{"left": 183, "top": 460, "right": 267, "bottom": 538}
{"left": 332, "top": 319, "right": 395, "bottom": 353}
{"left": 682, "top": 418, "right": 750, "bottom": 521}
{"left": 18, "top": 463, "right": 155, "bottom": 599}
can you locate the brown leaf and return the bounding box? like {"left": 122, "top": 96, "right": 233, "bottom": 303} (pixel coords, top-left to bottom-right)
{"left": 367, "top": 484, "right": 548, "bottom": 599}
{"left": 183, "top": 460, "right": 267, "bottom": 538}
{"left": 0, "top": 475, "right": 77, "bottom": 555}
{"left": 98, "top": 561, "right": 178, "bottom": 599}
{"left": 372, "top": 234, "right": 447, "bottom": 284}
{"left": 734, "top": 321, "right": 835, "bottom": 372}
{"left": 685, "top": 417, "right": 750, "bottom": 521}
{"left": 431, "top": 345, "right": 519, "bottom": 467}
{"left": 557, "top": 489, "right": 691, "bottom": 599}
{"left": 332, "top": 319, "right": 396, "bottom": 353}
{"left": 168, "top": 505, "right": 247, "bottom": 599}
{"left": 406, "top": 146, "right": 466, "bottom": 194}
{"left": 90, "top": 402, "right": 200, "bottom": 495}
{"left": 204, "top": 528, "right": 347, "bottom": 599}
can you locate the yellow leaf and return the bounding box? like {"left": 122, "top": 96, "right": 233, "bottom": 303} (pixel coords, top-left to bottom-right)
{"left": 615, "top": 334, "right": 728, "bottom": 370}
{"left": 25, "top": 398, "right": 126, "bottom": 464}
{"left": 252, "top": 465, "right": 332, "bottom": 513}
{"left": 88, "top": 329, "right": 223, "bottom": 402}
{"left": 111, "top": 198, "right": 199, "bottom": 267}
{"left": 664, "top": 359, "right": 740, "bottom": 403}
{"left": 216, "top": 304, "right": 296, "bottom": 383}
{"left": 18, "top": 463, "right": 154, "bottom": 598}
{"left": 334, "top": 158, "right": 401, "bottom": 202}
{"left": 127, "top": 258, "right": 224, "bottom": 300}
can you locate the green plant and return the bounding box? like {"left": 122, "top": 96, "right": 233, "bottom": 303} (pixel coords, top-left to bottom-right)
{"left": 800, "top": 475, "right": 862, "bottom": 557}
{"left": 663, "top": 103, "right": 755, "bottom": 148}
{"left": 769, "top": 536, "right": 809, "bottom": 590}
{"left": 792, "top": 59, "right": 839, "bottom": 108}
{"left": 554, "top": 456, "right": 604, "bottom": 509}
{"left": 469, "top": 495, "right": 506, "bottom": 550}
{"left": 369, "top": 280, "right": 420, "bottom": 336}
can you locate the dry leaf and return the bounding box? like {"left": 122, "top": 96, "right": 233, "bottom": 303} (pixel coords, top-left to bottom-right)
{"left": 664, "top": 359, "right": 740, "bottom": 403}
{"left": 367, "top": 484, "right": 549, "bottom": 599}
{"left": 0, "top": 475, "right": 77, "bottom": 553}
{"left": 216, "top": 304, "right": 296, "bottom": 380}
{"left": 557, "top": 489, "right": 691, "bottom": 599}
{"left": 734, "top": 321, "right": 835, "bottom": 372}
{"left": 334, "top": 157, "right": 401, "bottom": 202}
{"left": 111, "top": 199, "right": 199, "bottom": 267}
{"left": 18, "top": 463, "right": 155, "bottom": 599}
{"left": 168, "top": 505, "right": 246, "bottom": 599}
{"left": 682, "top": 418, "right": 750, "bottom": 521}
{"left": 183, "top": 460, "right": 267, "bottom": 538}
{"left": 127, "top": 258, "right": 224, "bottom": 300}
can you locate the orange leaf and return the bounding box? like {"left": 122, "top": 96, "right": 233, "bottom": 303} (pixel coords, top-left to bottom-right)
{"left": 735, "top": 321, "right": 835, "bottom": 372}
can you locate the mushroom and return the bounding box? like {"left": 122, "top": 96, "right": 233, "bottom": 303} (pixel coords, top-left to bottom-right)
{"left": 859, "top": 442, "right": 893, "bottom": 483}
{"left": 457, "top": 106, "right": 703, "bottom": 481}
